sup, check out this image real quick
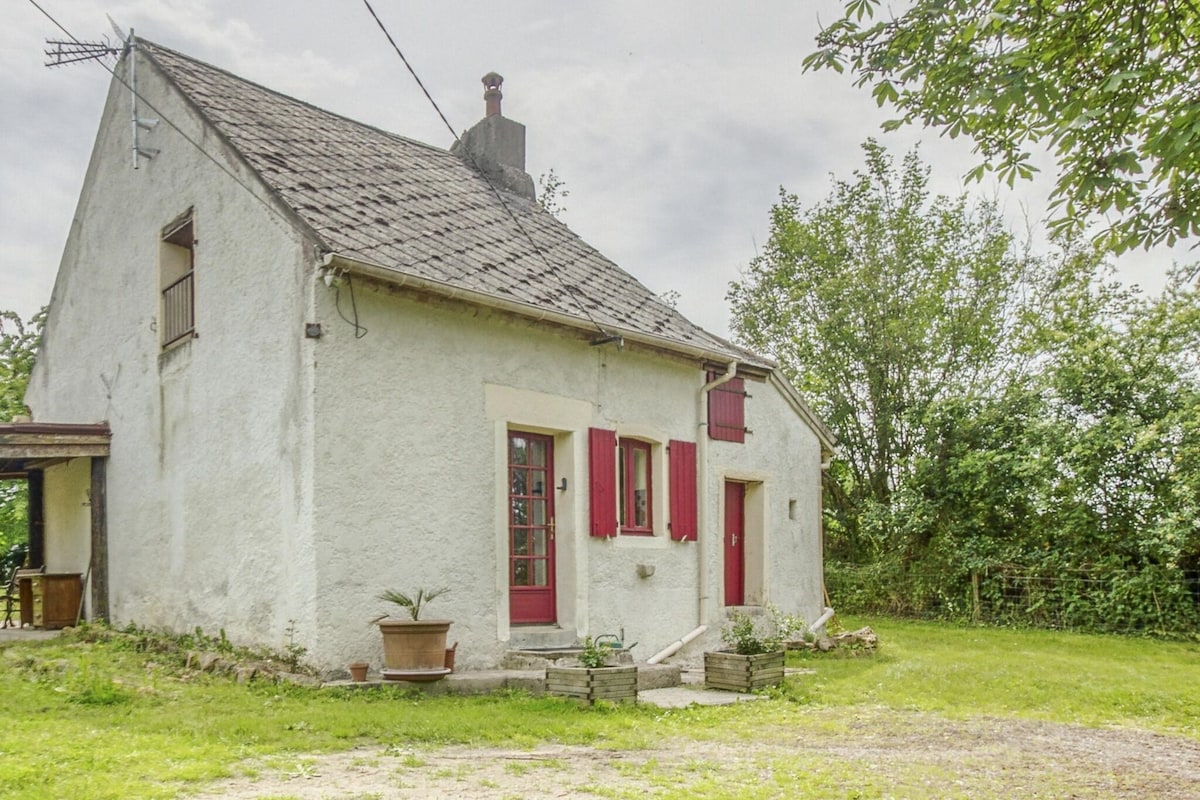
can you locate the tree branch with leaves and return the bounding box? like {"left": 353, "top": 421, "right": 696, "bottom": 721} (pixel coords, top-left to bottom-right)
{"left": 728, "top": 141, "right": 1098, "bottom": 559}
{"left": 806, "top": 0, "right": 1200, "bottom": 252}
{"left": 0, "top": 307, "right": 44, "bottom": 556}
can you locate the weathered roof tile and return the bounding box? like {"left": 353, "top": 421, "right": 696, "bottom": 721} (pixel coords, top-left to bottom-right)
{"left": 140, "top": 40, "right": 765, "bottom": 365}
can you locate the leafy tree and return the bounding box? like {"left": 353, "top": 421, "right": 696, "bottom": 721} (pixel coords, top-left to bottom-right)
{"left": 537, "top": 169, "right": 569, "bottom": 218}
{"left": 0, "top": 486, "right": 28, "bottom": 568}
{"left": 732, "top": 142, "right": 1200, "bottom": 632}
{"left": 728, "top": 141, "right": 1090, "bottom": 559}
{"left": 902, "top": 271, "right": 1200, "bottom": 630}
{"left": 805, "top": 0, "right": 1200, "bottom": 252}
{"left": 0, "top": 308, "right": 44, "bottom": 556}
{"left": 0, "top": 308, "right": 42, "bottom": 421}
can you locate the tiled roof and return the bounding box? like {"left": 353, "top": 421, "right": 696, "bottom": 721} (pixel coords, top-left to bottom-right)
{"left": 139, "top": 40, "right": 767, "bottom": 366}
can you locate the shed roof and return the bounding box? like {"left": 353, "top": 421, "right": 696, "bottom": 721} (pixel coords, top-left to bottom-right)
{"left": 0, "top": 423, "right": 112, "bottom": 477}
{"left": 138, "top": 40, "right": 768, "bottom": 367}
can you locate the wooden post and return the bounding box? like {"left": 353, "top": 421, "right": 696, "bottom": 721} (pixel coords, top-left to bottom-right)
{"left": 971, "top": 569, "right": 981, "bottom": 624}
{"left": 89, "top": 458, "right": 109, "bottom": 621}
{"left": 27, "top": 469, "right": 44, "bottom": 568}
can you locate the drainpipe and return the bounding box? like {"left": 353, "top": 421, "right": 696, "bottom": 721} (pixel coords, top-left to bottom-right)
{"left": 697, "top": 360, "right": 738, "bottom": 628}
{"left": 647, "top": 624, "right": 707, "bottom": 664}
{"left": 809, "top": 606, "right": 836, "bottom": 636}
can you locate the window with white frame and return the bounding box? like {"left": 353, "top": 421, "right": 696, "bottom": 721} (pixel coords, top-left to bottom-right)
{"left": 618, "top": 437, "right": 652, "bottom": 535}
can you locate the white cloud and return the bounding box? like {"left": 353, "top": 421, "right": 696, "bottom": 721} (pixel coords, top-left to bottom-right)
{"left": 1, "top": 0, "right": 1186, "bottom": 329}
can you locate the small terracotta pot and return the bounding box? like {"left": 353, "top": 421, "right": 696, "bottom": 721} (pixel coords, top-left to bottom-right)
{"left": 444, "top": 642, "right": 458, "bottom": 672}
{"left": 348, "top": 661, "right": 369, "bottom": 682}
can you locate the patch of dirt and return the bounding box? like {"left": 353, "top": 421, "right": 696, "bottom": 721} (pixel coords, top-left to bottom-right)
{"left": 188, "top": 709, "right": 1200, "bottom": 799}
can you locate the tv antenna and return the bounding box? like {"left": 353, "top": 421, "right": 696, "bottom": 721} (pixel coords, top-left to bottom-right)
{"left": 43, "top": 37, "right": 119, "bottom": 66}
{"left": 43, "top": 17, "right": 158, "bottom": 169}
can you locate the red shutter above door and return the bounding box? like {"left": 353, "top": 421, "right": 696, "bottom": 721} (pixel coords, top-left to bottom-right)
{"left": 588, "top": 427, "right": 617, "bottom": 538}
{"left": 668, "top": 439, "right": 697, "bottom": 541}
{"left": 708, "top": 375, "right": 746, "bottom": 443}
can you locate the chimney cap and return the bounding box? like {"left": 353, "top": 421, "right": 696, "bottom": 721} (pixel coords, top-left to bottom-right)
{"left": 482, "top": 72, "right": 503, "bottom": 117}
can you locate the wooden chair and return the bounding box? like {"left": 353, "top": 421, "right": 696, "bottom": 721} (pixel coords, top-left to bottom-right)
{"left": 1, "top": 565, "right": 18, "bottom": 629}
{"left": 1, "top": 545, "right": 28, "bottom": 629}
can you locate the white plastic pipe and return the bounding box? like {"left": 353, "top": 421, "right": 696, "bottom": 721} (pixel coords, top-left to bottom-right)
{"left": 809, "top": 606, "right": 836, "bottom": 636}
{"left": 647, "top": 624, "right": 707, "bottom": 664}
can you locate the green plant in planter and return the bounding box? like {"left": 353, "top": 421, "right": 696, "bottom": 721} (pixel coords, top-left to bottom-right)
{"left": 577, "top": 636, "right": 611, "bottom": 668}
{"left": 377, "top": 587, "right": 450, "bottom": 621}
{"left": 546, "top": 635, "right": 638, "bottom": 704}
{"left": 721, "top": 606, "right": 806, "bottom": 655}
{"left": 708, "top": 606, "right": 805, "bottom": 692}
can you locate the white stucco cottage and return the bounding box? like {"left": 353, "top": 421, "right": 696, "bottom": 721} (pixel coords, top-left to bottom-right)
{"left": 9, "top": 38, "right": 835, "bottom": 671}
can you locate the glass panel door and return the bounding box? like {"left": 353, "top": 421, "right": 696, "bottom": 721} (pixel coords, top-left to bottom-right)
{"left": 508, "top": 431, "right": 556, "bottom": 624}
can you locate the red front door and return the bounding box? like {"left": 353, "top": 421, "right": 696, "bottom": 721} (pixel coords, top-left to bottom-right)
{"left": 724, "top": 481, "right": 745, "bottom": 606}
{"left": 508, "top": 431, "right": 557, "bottom": 624}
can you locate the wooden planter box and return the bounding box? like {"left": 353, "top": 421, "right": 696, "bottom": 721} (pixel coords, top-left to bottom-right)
{"left": 545, "top": 665, "right": 638, "bottom": 705}
{"left": 704, "top": 649, "right": 785, "bottom": 692}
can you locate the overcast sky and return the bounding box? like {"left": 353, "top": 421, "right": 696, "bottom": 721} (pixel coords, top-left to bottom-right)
{"left": 2, "top": 0, "right": 1187, "bottom": 337}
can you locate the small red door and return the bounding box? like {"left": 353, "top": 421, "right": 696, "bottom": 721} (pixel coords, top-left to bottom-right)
{"left": 724, "top": 481, "right": 745, "bottom": 606}
{"left": 508, "top": 431, "right": 557, "bottom": 624}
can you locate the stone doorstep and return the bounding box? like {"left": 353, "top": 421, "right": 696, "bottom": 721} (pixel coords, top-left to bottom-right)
{"left": 501, "top": 648, "right": 635, "bottom": 670}
{"left": 319, "top": 662, "right": 787, "bottom": 708}
{"left": 320, "top": 662, "right": 813, "bottom": 708}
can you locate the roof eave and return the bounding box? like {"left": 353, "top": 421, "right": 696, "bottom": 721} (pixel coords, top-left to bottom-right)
{"left": 767, "top": 372, "right": 838, "bottom": 454}
{"left": 0, "top": 422, "right": 112, "bottom": 477}
{"left": 135, "top": 39, "right": 332, "bottom": 254}
{"left": 324, "top": 253, "right": 753, "bottom": 368}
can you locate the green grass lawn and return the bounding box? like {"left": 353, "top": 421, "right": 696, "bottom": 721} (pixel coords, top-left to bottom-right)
{"left": 0, "top": 619, "right": 1196, "bottom": 799}
{"left": 788, "top": 617, "right": 1200, "bottom": 736}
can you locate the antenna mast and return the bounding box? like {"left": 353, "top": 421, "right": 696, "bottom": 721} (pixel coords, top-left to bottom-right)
{"left": 43, "top": 19, "right": 158, "bottom": 170}
{"left": 123, "top": 29, "right": 160, "bottom": 169}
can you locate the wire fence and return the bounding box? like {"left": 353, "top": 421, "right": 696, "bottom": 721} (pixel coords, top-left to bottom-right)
{"left": 826, "top": 561, "right": 1200, "bottom": 636}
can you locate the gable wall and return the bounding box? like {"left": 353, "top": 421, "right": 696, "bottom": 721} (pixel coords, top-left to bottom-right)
{"left": 24, "top": 56, "right": 319, "bottom": 655}
{"left": 309, "top": 280, "right": 825, "bottom": 670}
{"left": 706, "top": 375, "right": 826, "bottom": 618}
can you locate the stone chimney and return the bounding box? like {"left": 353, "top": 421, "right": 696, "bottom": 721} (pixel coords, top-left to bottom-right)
{"left": 451, "top": 72, "right": 536, "bottom": 199}
{"left": 484, "top": 71, "right": 503, "bottom": 117}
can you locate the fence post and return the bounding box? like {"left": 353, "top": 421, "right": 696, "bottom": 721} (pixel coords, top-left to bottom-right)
{"left": 971, "top": 570, "right": 981, "bottom": 623}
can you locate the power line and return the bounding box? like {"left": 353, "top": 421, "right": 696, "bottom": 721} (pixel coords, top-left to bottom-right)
{"left": 27, "top": 1, "right": 319, "bottom": 243}
{"left": 359, "top": 0, "right": 458, "bottom": 144}
{"left": 358, "top": 0, "right": 616, "bottom": 341}
{"left": 32, "top": 0, "right": 617, "bottom": 342}
{"left": 27, "top": 0, "right": 71, "bottom": 40}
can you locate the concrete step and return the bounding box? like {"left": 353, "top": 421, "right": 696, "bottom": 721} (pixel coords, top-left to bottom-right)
{"left": 323, "top": 661, "right": 681, "bottom": 694}
{"left": 502, "top": 647, "right": 634, "bottom": 669}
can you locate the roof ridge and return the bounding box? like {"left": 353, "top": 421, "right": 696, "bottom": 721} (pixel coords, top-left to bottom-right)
{"left": 135, "top": 37, "right": 458, "bottom": 159}
{"left": 126, "top": 36, "right": 772, "bottom": 369}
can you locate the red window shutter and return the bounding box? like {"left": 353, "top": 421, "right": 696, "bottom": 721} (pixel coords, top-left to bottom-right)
{"left": 708, "top": 375, "right": 746, "bottom": 443}
{"left": 588, "top": 427, "right": 617, "bottom": 538}
{"left": 668, "top": 439, "right": 697, "bottom": 541}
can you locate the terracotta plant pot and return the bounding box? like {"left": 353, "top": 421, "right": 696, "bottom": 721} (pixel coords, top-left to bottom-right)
{"left": 377, "top": 618, "right": 453, "bottom": 681}
{"left": 348, "top": 661, "right": 369, "bottom": 682}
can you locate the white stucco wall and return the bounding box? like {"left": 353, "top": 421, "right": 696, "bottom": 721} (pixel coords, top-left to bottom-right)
{"left": 42, "top": 458, "right": 91, "bottom": 575}
{"left": 707, "top": 376, "right": 826, "bottom": 623}
{"left": 23, "top": 50, "right": 825, "bottom": 673}
{"left": 25, "top": 53, "right": 319, "bottom": 656}
{"left": 309, "top": 280, "right": 826, "bottom": 670}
